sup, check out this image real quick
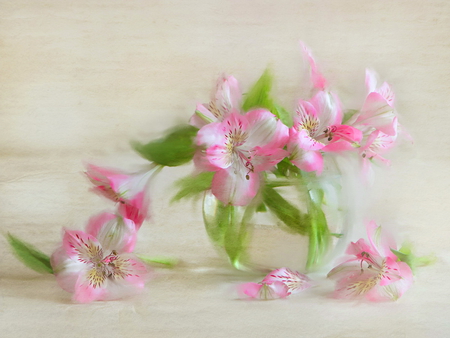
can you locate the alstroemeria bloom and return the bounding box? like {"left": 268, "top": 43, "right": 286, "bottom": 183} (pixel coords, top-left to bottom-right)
{"left": 196, "top": 110, "right": 289, "bottom": 206}
{"left": 85, "top": 164, "right": 154, "bottom": 229}
{"left": 359, "top": 118, "right": 398, "bottom": 175}
{"left": 350, "top": 69, "right": 397, "bottom": 137}
{"left": 51, "top": 226, "right": 148, "bottom": 303}
{"left": 190, "top": 75, "right": 241, "bottom": 128}
{"left": 288, "top": 93, "right": 362, "bottom": 174}
{"left": 289, "top": 44, "right": 362, "bottom": 173}
{"left": 238, "top": 268, "right": 312, "bottom": 300}
{"left": 327, "top": 221, "right": 413, "bottom": 301}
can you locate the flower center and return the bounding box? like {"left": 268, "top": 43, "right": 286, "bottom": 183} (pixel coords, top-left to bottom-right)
{"left": 87, "top": 250, "right": 132, "bottom": 288}
{"left": 224, "top": 125, "right": 254, "bottom": 179}
{"left": 298, "top": 115, "right": 319, "bottom": 137}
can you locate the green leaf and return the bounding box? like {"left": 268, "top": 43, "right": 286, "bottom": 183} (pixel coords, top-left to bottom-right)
{"left": 342, "top": 109, "right": 359, "bottom": 124}
{"left": 137, "top": 255, "right": 179, "bottom": 268}
{"left": 272, "top": 104, "right": 294, "bottom": 128}
{"left": 202, "top": 196, "right": 249, "bottom": 269}
{"left": 242, "top": 68, "right": 293, "bottom": 128}
{"left": 262, "top": 185, "right": 309, "bottom": 235}
{"left": 242, "top": 68, "right": 274, "bottom": 112}
{"left": 391, "top": 242, "right": 437, "bottom": 273}
{"left": 171, "top": 172, "right": 214, "bottom": 203}
{"left": 132, "top": 125, "right": 198, "bottom": 167}
{"left": 272, "top": 158, "right": 301, "bottom": 178}
{"left": 6, "top": 233, "right": 53, "bottom": 274}
{"left": 306, "top": 196, "right": 330, "bottom": 271}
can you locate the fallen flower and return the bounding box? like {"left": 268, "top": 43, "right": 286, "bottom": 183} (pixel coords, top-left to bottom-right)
{"left": 238, "top": 268, "right": 312, "bottom": 300}
{"left": 85, "top": 163, "right": 156, "bottom": 228}
{"left": 327, "top": 221, "right": 413, "bottom": 301}
{"left": 51, "top": 227, "right": 149, "bottom": 303}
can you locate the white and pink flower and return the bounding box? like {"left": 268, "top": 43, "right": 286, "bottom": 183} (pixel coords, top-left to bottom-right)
{"left": 238, "top": 267, "right": 312, "bottom": 300}
{"left": 51, "top": 217, "right": 149, "bottom": 303}
{"left": 288, "top": 44, "right": 362, "bottom": 174}
{"left": 85, "top": 164, "right": 154, "bottom": 229}
{"left": 195, "top": 110, "right": 289, "bottom": 206}
{"left": 327, "top": 221, "right": 413, "bottom": 301}
{"left": 190, "top": 74, "right": 242, "bottom": 128}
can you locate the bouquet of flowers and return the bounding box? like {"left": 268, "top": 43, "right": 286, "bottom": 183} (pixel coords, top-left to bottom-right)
{"left": 7, "top": 42, "right": 433, "bottom": 303}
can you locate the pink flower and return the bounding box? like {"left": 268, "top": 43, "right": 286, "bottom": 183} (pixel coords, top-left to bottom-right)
{"left": 190, "top": 74, "right": 242, "bottom": 128}
{"left": 238, "top": 268, "right": 312, "bottom": 300}
{"left": 327, "top": 221, "right": 413, "bottom": 301}
{"left": 359, "top": 119, "right": 398, "bottom": 176}
{"left": 350, "top": 69, "right": 397, "bottom": 137}
{"left": 196, "top": 110, "right": 289, "bottom": 206}
{"left": 51, "top": 221, "right": 149, "bottom": 303}
{"left": 288, "top": 43, "right": 363, "bottom": 174}
{"left": 85, "top": 164, "right": 153, "bottom": 229}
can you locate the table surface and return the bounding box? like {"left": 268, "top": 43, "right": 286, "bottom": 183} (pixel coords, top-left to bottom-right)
{"left": 1, "top": 1, "right": 449, "bottom": 337}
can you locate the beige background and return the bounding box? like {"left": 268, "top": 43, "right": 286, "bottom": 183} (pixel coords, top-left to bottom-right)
{"left": 1, "top": 1, "right": 449, "bottom": 337}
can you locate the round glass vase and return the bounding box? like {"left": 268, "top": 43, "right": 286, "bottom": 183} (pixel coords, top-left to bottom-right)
{"left": 202, "top": 172, "right": 355, "bottom": 272}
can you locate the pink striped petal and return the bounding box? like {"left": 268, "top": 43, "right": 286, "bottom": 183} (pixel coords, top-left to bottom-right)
{"left": 211, "top": 167, "right": 259, "bottom": 206}
{"left": 300, "top": 42, "right": 327, "bottom": 90}
{"left": 262, "top": 268, "right": 312, "bottom": 294}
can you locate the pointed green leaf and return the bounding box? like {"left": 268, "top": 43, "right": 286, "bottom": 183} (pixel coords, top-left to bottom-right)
{"left": 171, "top": 172, "right": 214, "bottom": 203}
{"left": 6, "top": 233, "right": 53, "bottom": 274}
{"left": 272, "top": 104, "right": 294, "bottom": 128}
{"left": 262, "top": 185, "right": 309, "bottom": 235}
{"left": 137, "top": 255, "right": 179, "bottom": 268}
{"left": 132, "top": 125, "right": 198, "bottom": 167}
{"left": 242, "top": 68, "right": 274, "bottom": 112}
{"left": 306, "top": 196, "right": 331, "bottom": 270}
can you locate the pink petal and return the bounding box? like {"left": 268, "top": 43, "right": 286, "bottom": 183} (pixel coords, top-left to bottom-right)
{"left": 366, "top": 262, "right": 413, "bottom": 301}
{"left": 193, "top": 150, "right": 221, "bottom": 172}
{"left": 118, "top": 191, "right": 150, "bottom": 229}
{"left": 238, "top": 282, "right": 263, "bottom": 298}
{"left": 73, "top": 272, "right": 107, "bottom": 303}
{"left": 86, "top": 212, "right": 137, "bottom": 253}
{"left": 300, "top": 41, "right": 327, "bottom": 90}
{"left": 63, "top": 229, "right": 102, "bottom": 263}
{"left": 196, "top": 122, "right": 225, "bottom": 147}
{"left": 288, "top": 138, "right": 324, "bottom": 174}
{"left": 206, "top": 144, "right": 233, "bottom": 169}
{"left": 211, "top": 167, "right": 259, "bottom": 206}
{"left": 366, "top": 221, "right": 398, "bottom": 260}
{"left": 356, "top": 92, "right": 397, "bottom": 136}
{"left": 51, "top": 246, "right": 85, "bottom": 294}
{"left": 251, "top": 146, "right": 289, "bottom": 172}
{"left": 244, "top": 109, "right": 288, "bottom": 149}
{"left": 262, "top": 268, "right": 312, "bottom": 294}
{"left": 190, "top": 103, "right": 217, "bottom": 128}
{"left": 238, "top": 282, "right": 289, "bottom": 300}
{"left": 214, "top": 74, "right": 242, "bottom": 115}
{"left": 310, "top": 91, "right": 343, "bottom": 127}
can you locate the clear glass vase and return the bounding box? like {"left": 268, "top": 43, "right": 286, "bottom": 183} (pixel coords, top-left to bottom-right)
{"left": 202, "top": 165, "right": 356, "bottom": 272}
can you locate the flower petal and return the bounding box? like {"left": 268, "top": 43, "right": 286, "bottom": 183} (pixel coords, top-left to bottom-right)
{"left": 211, "top": 167, "right": 259, "bottom": 206}
{"left": 238, "top": 282, "right": 289, "bottom": 300}
{"left": 300, "top": 41, "right": 327, "bottom": 90}
{"left": 244, "top": 109, "right": 289, "bottom": 149}
{"left": 85, "top": 212, "right": 137, "bottom": 253}
{"left": 356, "top": 92, "right": 397, "bottom": 136}
{"left": 310, "top": 91, "right": 343, "bottom": 127}
{"left": 262, "top": 268, "right": 312, "bottom": 294}
{"left": 63, "top": 229, "right": 103, "bottom": 264}
{"left": 251, "top": 146, "right": 289, "bottom": 172}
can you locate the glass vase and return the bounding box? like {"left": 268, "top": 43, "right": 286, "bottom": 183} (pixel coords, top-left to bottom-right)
{"left": 202, "top": 166, "right": 356, "bottom": 272}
